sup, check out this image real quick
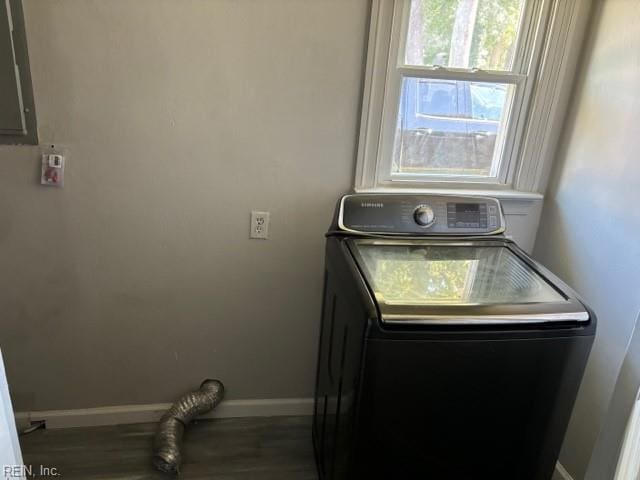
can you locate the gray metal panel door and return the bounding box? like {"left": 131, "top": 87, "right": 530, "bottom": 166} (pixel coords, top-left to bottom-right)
{"left": 0, "top": 0, "right": 25, "bottom": 135}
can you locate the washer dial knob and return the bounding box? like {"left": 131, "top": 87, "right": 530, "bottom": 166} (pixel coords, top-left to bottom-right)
{"left": 414, "top": 205, "right": 436, "bottom": 227}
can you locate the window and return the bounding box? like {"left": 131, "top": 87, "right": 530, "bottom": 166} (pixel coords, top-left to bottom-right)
{"left": 356, "top": 0, "right": 591, "bottom": 193}
{"left": 396, "top": 77, "right": 511, "bottom": 177}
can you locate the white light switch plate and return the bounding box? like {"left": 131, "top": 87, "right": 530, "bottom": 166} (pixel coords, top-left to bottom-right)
{"left": 250, "top": 211, "right": 270, "bottom": 239}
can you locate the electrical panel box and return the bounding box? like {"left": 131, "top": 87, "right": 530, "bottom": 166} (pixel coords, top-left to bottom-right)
{"left": 0, "top": 0, "right": 37, "bottom": 144}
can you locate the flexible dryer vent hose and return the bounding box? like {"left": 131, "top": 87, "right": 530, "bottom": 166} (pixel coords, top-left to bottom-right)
{"left": 152, "top": 379, "right": 225, "bottom": 473}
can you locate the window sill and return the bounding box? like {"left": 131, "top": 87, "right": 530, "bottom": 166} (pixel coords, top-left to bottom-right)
{"left": 354, "top": 186, "right": 544, "bottom": 201}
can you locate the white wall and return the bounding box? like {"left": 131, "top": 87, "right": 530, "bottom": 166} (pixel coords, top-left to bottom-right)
{"left": 0, "top": 0, "right": 369, "bottom": 411}
{"left": 586, "top": 314, "right": 640, "bottom": 480}
{"left": 533, "top": 0, "right": 640, "bottom": 478}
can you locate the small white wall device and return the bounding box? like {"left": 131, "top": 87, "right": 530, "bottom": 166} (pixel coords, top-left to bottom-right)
{"left": 40, "top": 148, "right": 65, "bottom": 187}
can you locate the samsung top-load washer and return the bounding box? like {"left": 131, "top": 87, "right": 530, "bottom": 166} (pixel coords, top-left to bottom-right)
{"left": 312, "top": 193, "right": 595, "bottom": 480}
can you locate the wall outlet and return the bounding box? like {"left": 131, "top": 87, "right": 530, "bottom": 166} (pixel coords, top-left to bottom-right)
{"left": 40, "top": 144, "right": 67, "bottom": 187}
{"left": 250, "top": 211, "right": 270, "bottom": 239}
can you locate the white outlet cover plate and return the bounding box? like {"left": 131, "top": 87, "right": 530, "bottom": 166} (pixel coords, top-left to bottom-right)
{"left": 250, "top": 211, "right": 270, "bottom": 239}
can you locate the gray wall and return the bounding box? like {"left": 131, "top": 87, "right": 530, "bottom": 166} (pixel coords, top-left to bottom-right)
{"left": 533, "top": 0, "right": 640, "bottom": 478}
{"left": 586, "top": 314, "right": 640, "bottom": 480}
{"left": 0, "top": 0, "right": 370, "bottom": 411}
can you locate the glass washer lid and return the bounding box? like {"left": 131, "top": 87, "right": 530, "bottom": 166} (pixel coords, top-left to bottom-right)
{"left": 353, "top": 243, "right": 565, "bottom": 307}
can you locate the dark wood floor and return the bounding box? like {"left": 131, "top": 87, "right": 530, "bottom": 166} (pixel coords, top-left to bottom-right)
{"left": 20, "top": 416, "right": 318, "bottom": 479}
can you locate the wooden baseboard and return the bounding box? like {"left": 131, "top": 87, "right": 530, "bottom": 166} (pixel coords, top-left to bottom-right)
{"left": 15, "top": 397, "right": 314, "bottom": 429}
{"left": 554, "top": 462, "right": 575, "bottom": 480}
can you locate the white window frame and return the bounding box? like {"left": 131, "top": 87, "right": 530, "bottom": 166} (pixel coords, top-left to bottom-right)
{"left": 355, "top": 0, "right": 593, "bottom": 196}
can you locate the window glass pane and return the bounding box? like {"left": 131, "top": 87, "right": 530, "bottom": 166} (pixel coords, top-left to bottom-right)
{"left": 404, "top": 0, "right": 526, "bottom": 71}
{"left": 417, "top": 80, "right": 457, "bottom": 117}
{"left": 392, "top": 77, "right": 512, "bottom": 177}
{"left": 470, "top": 82, "right": 506, "bottom": 121}
{"left": 355, "top": 244, "right": 565, "bottom": 306}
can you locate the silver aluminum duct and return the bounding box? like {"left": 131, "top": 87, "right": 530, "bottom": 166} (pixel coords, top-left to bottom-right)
{"left": 152, "top": 379, "right": 225, "bottom": 473}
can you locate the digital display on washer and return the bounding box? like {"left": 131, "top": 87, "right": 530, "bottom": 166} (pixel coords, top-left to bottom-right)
{"left": 447, "top": 203, "right": 487, "bottom": 229}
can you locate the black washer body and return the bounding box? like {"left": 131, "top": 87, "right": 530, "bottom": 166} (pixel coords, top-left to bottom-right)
{"left": 313, "top": 198, "right": 596, "bottom": 480}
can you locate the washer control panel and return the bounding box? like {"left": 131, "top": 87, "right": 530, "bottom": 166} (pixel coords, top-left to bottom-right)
{"left": 339, "top": 194, "right": 504, "bottom": 235}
